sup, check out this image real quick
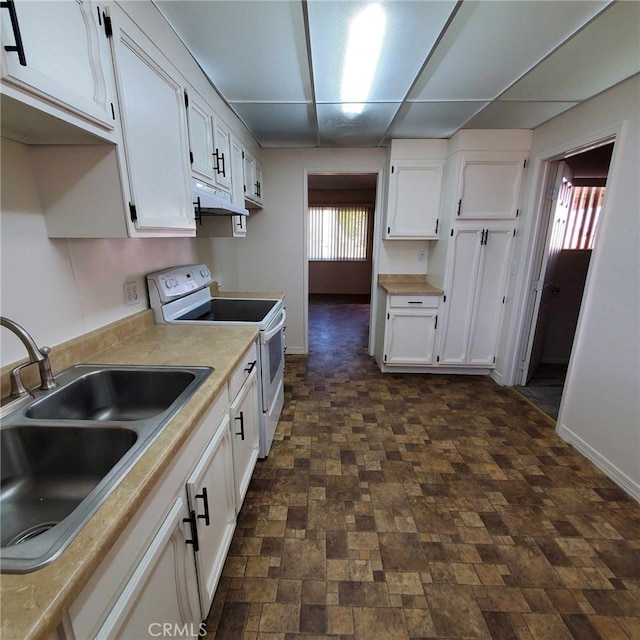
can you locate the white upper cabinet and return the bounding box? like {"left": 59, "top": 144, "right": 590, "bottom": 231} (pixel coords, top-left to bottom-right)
{"left": 455, "top": 152, "right": 526, "bottom": 219}
{"left": 112, "top": 14, "right": 195, "bottom": 235}
{"left": 0, "top": 0, "right": 117, "bottom": 132}
{"left": 385, "top": 159, "right": 444, "bottom": 239}
{"left": 212, "top": 114, "right": 232, "bottom": 193}
{"left": 383, "top": 140, "right": 448, "bottom": 240}
{"left": 186, "top": 89, "right": 215, "bottom": 183}
{"left": 243, "top": 147, "right": 263, "bottom": 207}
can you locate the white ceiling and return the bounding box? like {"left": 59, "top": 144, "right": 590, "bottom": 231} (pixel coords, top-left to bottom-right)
{"left": 154, "top": 0, "right": 640, "bottom": 148}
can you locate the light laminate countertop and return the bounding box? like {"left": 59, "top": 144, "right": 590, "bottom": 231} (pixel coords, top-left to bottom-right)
{"left": 378, "top": 274, "right": 444, "bottom": 296}
{"left": 1, "top": 319, "right": 260, "bottom": 640}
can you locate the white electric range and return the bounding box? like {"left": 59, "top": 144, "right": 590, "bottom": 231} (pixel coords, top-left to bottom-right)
{"left": 147, "top": 264, "right": 285, "bottom": 458}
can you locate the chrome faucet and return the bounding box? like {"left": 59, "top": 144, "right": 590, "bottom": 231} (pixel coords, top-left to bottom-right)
{"left": 1, "top": 317, "right": 57, "bottom": 397}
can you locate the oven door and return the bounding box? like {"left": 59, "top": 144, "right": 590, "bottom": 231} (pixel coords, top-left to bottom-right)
{"left": 260, "top": 308, "right": 286, "bottom": 414}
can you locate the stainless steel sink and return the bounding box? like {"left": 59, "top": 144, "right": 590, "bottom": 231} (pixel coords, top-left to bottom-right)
{"left": 0, "top": 364, "right": 212, "bottom": 573}
{"left": 26, "top": 368, "right": 199, "bottom": 421}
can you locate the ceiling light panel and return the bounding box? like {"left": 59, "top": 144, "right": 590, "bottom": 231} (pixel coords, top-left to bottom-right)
{"left": 307, "top": 0, "right": 458, "bottom": 103}
{"left": 386, "top": 101, "right": 489, "bottom": 140}
{"left": 409, "top": 0, "right": 612, "bottom": 102}
{"left": 465, "top": 101, "right": 579, "bottom": 130}
{"left": 317, "top": 103, "right": 399, "bottom": 147}
{"left": 155, "top": 1, "right": 312, "bottom": 102}
{"left": 231, "top": 103, "right": 318, "bottom": 147}
{"left": 501, "top": 1, "right": 640, "bottom": 102}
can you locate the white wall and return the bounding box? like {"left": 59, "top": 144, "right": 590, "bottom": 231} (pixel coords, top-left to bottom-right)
{"left": 503, "top": 74, "right": 640, "bottom": 498}
{"left": 0, "top": 138, "right": 224, "bottom": 365}
{"left": 235, "top": 148, "right": 389, "bottom": 353}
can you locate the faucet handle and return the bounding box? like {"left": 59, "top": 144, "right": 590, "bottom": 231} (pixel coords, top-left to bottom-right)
{"left": 40, "top": 346, "right": 52, "bottom": 356}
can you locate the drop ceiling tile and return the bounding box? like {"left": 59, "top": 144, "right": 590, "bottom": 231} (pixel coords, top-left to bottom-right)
{"left": 155, "top": 1, "right": 312, "bottom": 102}
{"left": 409, "top": 0, "right": 612, "bottom": 101}
{"left": 316, "top": 103, "right": 399, "bottom": 147}
{"left": 231, "top": 103, "right": 318, "bottom": 147}
{"left": 465, "top": 101, "right": 578, "bottom": 130}
{"left": 502, "top": 1, "right": 640, "bottom": 102}
{"left": 387, "top": 102, "right": 488, "bottom": 139}
{"left": 307, "top": 0, "right": 457, "bottom": 103}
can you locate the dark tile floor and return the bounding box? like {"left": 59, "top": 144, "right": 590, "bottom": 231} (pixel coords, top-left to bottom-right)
{"left": 205, "top": 295, "right": 640, "bottom": 639}
{"left": 515, "top": 364, "right": 568, "bottom": 421}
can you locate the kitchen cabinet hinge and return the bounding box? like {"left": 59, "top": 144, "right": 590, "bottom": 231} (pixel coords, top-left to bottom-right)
{"left": 457, "top": 199, "right": 462, "bottom": 215}
{"left": 523, "top": 159, "right": 527, "bottom": 168}
{"left": 102, "top": 12, "right": 112, "bottom": 38}
{"left": 443, "top": 295, "right": 447, "bottom": 302}
{"left": 513, "top": 229, "right": 516, "bottom": 237}
{"left": 242, "top": 150, "right": 245, "bottom": 159}
{"left": 387, "top": 312, "right": 390, "bottom": 320}
{"left": 502, "top": 296, "right": 506, "bottom": 304}
{"left": 129, "top": 203, "right": 137, "bottom": 222}
{"left": 434, "top": 315, "right": 438, "bottom": 330}
{"left": 183, "top": 91, "right": 189, "bottom": 108}
{"left": 450, "top": 228, "right": 453, "bottom": 237}
{"left": 387, "top": 226, "right": 391, "bottom": 234}
{"left": 519, "top": 359, "right": 527, "bottom": 371}
{"left": 435, "top": 218, "right": 439, "bottom": 234}
{"left": 110, "top": 102, "right": 115, "bottom": 120}
{"left": 189, "top": 151, "right": 193, "bottom": 165}
{"left": 436, "top": 355, "right": 440, "bottom": 363}
{"left": 493, "top": 356, "right": 496, "bottom": 364}
{"left": 391, "top": 165, "right": 395, "bottom": 174}
{"left": 515, "top": 208, "right": 519, "bottom": 218}
{"left": 384, "top": 354, "right": 387, "bottom": 362}
{"left": 549, "top": 186, "right": 559, "bottom": 201}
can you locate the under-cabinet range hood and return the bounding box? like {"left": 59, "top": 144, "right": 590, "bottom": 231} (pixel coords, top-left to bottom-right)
{"left": 192, "top": 178, "right": 248, "bottom": 217}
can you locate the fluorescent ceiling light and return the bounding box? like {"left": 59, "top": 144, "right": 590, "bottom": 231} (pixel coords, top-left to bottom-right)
{"left": 340, "top": 4, "right": 386, "bottom": 115}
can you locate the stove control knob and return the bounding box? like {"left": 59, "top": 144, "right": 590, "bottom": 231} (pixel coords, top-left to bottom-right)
{"left": 165, "top": 280, "right": 172, "bottom": 289}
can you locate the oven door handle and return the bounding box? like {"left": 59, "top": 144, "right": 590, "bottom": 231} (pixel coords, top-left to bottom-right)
{"left": 261, "top": 308, "right": 286, "bottom": 343}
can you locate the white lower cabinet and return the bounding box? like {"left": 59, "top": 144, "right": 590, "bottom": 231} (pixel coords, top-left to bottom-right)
{"left": 69, "top": 391, "right": 234, "bottom": 639}
{"left": 230, "top": 367, "right": 259, "bottom": 512}
{"left": 186, "top": 415, "right": 236, "bottom": 618}
{"left": 94, "top": 496, "right": 201, "bottom": 640}
{"left": 439, "top": 226, "right": 514, "bottom": 366}
{"left": 381, "top": 294, "right": 440, "bottom": 367}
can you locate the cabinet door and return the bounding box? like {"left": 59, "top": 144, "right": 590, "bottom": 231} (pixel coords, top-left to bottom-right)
{"left": 254, "top": 161, "right": 264, "bottom": 205}
{"left": 456, "top": 154, "right": 525, "bottom": 219}
{"left": 0, "top": 0, "right": 116, "bottom": 129}
{"left": 385, "top": 159, "right": 444, "bottom": 238}
{"left": 230, "top": 135, "right": 245, "bottom": 209}
{"left": 230, "top": 368, "right": 260, "bottom": 510}
{"left": 113, "top": 25, "right": 195, "bottom": 233}
{"left": 384, "top": 310, "right": 437, "bottom": 366}
{"left": 212, "top": 115, "right": 232, "bottom": 193}
{"left": 438, "top": 228, "right": 484, "bottom": 365}
{"left": 186, "top": 415, "right": 236, "bottom": 619}
{"left": 95, "top": 496, "right": 202, "bottom": 640}
{"left": 243, "top": 150, "right": 257, "bottom": 201}
{"left": 232, "top": 214, "right": 247, "bottom": 238}
{"left": 186, "top": 90, "right": 214, "bottom": 183}
{"left": 467, "top": 229, "right": 514, "bottom": 366}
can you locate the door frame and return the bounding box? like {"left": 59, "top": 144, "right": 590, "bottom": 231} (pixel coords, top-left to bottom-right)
{"left": 302, "top": 168, "right": 384, "bottom": 356}
{"left": 507, "top": 130, "right": 619, "bottom": 393}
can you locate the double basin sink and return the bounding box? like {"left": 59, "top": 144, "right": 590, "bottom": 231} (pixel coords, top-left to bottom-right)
{"left": 0, "top": 364, "right": 212, "bottom": 573}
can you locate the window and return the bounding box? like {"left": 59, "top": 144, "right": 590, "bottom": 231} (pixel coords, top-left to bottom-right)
{"left": 309, "top": 206, "right": 371, "bottom": 260}
{"left": 562, "top": 186, "right": 605, "bottom": 250}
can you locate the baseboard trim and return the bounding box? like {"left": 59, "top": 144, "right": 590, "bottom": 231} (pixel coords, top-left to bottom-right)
{"left": 557, "top": 423, "right": 640, "bottom": 502}
{"left": 285, "top": 347, "right": 306, "bottom": 355}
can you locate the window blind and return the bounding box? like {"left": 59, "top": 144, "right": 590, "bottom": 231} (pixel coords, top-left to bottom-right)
{"left": 309, "top": 206, "right": 371, "bottom": 261}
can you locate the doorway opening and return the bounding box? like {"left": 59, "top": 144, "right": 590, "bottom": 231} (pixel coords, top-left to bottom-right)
{"left": 517, "top": 142, "right": 614, "bottom": 419}
{"left": 306, "top": 173, "right": 378, "bottom": 357}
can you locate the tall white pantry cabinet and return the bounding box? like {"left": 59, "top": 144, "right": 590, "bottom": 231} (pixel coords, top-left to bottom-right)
{"left": 377, "top": 130, "right": 531, "bottom": 373}
{"left": 435, "top": 131, "right": 531, "bottom": 370}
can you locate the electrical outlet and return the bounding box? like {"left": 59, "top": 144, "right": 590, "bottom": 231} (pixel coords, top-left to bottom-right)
{"left": 124, "top": 281, "right": 139, "bottom": 306}
{"left": 418, "top": 250, "right": 426, "bottom": 263}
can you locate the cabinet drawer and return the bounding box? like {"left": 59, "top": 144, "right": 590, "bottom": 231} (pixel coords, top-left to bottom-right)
{"left": 228, "top": 341, "right": 258, "bottom": 401}
{"left": 388, "top": 295, "right": 440, "bottom": 309}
